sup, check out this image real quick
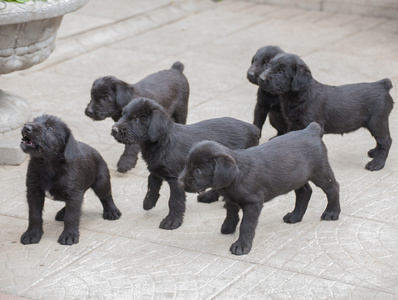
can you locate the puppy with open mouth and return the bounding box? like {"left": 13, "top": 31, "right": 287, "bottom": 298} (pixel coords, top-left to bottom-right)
{"left": 178, "top": 123, "right": 340, "bottom": 255}
{"left": 20, "top": 114, "right": 121, "bottom": 245}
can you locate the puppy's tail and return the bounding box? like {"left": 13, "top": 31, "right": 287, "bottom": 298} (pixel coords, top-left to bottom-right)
{"left": 307, "top": 122, "right": 324, "bottom": 137}
{"left": 171, "top": 61, "right": 184, "bottom": 73}
{"left": 377, "top": 78, "right": 393, "bottom": 90}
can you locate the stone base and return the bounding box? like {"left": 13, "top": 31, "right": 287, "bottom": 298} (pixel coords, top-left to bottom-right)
{"left": 0, "top": 128, "right": 26, "bottom": 165}
{"left": 0, "top": 89, "right": 30, "bottom": 165}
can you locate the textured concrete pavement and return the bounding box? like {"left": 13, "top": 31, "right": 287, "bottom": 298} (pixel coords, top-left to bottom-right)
{"left": 1, "top": 0, "right": 398, "bottom": 299}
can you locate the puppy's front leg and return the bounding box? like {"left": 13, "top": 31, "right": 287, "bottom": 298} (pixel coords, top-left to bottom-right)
{"left": 21, "top": 190, "right": 45, "bottom": 245}
{"left": 143, "top": 173, "right": 163, "bottom": 210}
{"left": 197, "top": 189, "right": 219, "bottom": 203}
{"left": 58, "top": 196, "right": 83, "bottom": 245}
{"left": 253, "top": 101, "right": 269, "bottom": 132}
{"left": 230, "top": 202, "right": 263, "bottom": 255}
{"left": 117, "top": 144, "right": 140, "bottom": 173}
{"left": 159, "top": 178, "right": 185, "bottom": 230}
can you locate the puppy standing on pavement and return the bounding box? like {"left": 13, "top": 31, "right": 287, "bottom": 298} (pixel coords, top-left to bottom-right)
{"left": 258, "top": 52, "right": 394, "bottom": 171}
{"left": 111, "top": 97, "right": 260, "bottom": 230}
{"left": 20, "top": 115, "right": 121, "bottom": 246}
{"left": 247, "top": 45, "right": 288, "bottom": 136}
{"left": 85, "top": 61, "right": 190, "bottom": 173}
{"left": 178, "top": 123, "right": 340, "bottom": 255}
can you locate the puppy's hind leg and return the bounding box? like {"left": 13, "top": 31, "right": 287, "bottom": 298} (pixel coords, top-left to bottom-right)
{"left": 117, "top": 144, "right": 140, "bottom": 173}
{"left": 143, "top": 173, "right": 163, "bottom": 210}
{"left": 366, "top": 119, "right": 392, "bottom": 171}
{"left": 283, "top": 182, "right": 312, "bottom": 223}
{"left": 312, "top": 164, "right": 340, "bottom": 221}
{"left": 55, "top": 207, "right": 66, "bottom": 221}
{"left": 92, "top": 167, "right": 122, "bottom": 220}
{"left": 221, "top": 200, "right": 240, "bottom": 234}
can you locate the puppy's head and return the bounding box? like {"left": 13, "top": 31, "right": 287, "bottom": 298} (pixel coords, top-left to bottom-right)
{"left": 258, "top": 53, "right": 312, "bottom": 94}
{"left": 85, "top": 76, "right": 134, "bottom": 121}
{"left": 21, "top": 114, "right": 78, "bottom": 160}
{"left": 178, "top": 141, "right": 239, "bottom": 193}
{"left": 247, "top": 45, "right": 284, "bottom": 85}
{"left": 111, "top": 97, "right": 172, "bottom": 145}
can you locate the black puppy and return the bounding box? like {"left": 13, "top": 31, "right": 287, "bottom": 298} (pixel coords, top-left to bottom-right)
{"left": 20, "top": 114, "right": 121, "bottom": 245}
{"left": 247, "top": 45, "right": 288, "bottom": 136}
{"left": 258, "top": 52, "right": 394, "bottom": 171}
{"left": 85, "top": 61, "right": 190, "bottom": 173}
{"left": 111, "top": 97, "right": 260, "bottom": 230}
{"left": 178, "top": 123, "right": 340, "bottom": 255}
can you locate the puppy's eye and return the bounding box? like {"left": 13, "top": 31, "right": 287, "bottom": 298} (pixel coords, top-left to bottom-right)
{"left": 46, "top": 124, "right": 52, "bottom": 131}
{"left": 195, "top": 168, "right": 202, "bottom": 175}
{"left": 132, "top": 117, "right": 140, "bottom": 123}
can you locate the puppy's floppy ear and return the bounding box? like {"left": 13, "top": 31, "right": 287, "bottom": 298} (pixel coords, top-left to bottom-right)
{"left": 148, "top": 109, "right": 170, "bottom": 142}
{"left": 113, "top": 80, "right": 134, "bottom": 108}
{"left": 213, "top": 154, "right": 239, "bottom": 190}
{"left": 291, "top": 62, "right": 311, "bottom": 92}
{"left": 64, "top": 131, "right": 81, "bottom": 162}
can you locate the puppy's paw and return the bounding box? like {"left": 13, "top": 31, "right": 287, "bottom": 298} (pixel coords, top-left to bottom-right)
{"left": 230, "top": 240, "right": 251, "bottom": 255}
{"left": 321, "top": 210, "right": 340, "bottom": 221}
{"left": 221, "top": 217, "right": 239, "bottom": 234}
{"left": 283, "top": 212, "right": 303, "bottom": 223}
{"left": 58, "top": 230, "right": 79, "bottom": 245}
{"left": 117, "top": 155, "right": 137, "bottom": 173}
{"left": 197, "top": 190, "right": 219, "bottom": 203}
{"left": 367, "top": 148, "right": 377, "bottom": 158}
{"left": 20, "top": 229, "right": 43, "bottom": 245}
{"left": 103, "top": 208, "right": 122, "bottom": 220}
{"left": 143, "top": 194, "right": 159, "bottom": 210}
{"left": 55, "top": 207, "right": 66, "bottom": 221}
{"left": 365, "top": 158, "right": 385, "bottom": 171}
{"left": 159, "top": 215, "right": 182, "bottom": 230}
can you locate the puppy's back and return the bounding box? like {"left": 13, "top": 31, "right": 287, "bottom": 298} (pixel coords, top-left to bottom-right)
{"left": 180, "top": 117, "right": 260, "bottom": 149}
{"left": 253, "top": 122, "right": 325, "bottom": 162}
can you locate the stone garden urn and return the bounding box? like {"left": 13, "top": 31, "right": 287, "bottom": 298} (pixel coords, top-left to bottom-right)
{"left": 0, "top": 0, "right": 88, "bottom": 164}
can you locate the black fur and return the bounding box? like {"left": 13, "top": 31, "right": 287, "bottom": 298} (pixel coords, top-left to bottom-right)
{"left": 20, "top": 114, "right": 121, "bottom": 245}
{"left": 85, "top": 62, "right": 190, "bottom": 173}
{"left": 111, "top": 98, "right": 260, "bottom": 230}
{"left": 247, "top": 46, "right": 288, "bottom": 136}
{"left": 258, "top": 52, "right": 394, "bottom": 171}
{"left": 179, "top": 123, "right": 340, "bottom": 255}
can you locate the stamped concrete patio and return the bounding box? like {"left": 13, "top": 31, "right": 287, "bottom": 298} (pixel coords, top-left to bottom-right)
{"left": 1, "top": 0, "right": 398, "bottom": 299}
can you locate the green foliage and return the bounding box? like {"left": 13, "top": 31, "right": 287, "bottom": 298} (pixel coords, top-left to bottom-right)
{"left": 2, "top": 0, "right": 47, "bottom": 3}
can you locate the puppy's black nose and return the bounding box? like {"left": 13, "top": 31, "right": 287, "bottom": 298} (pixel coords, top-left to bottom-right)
{"left": 85, "top": 108, "right": 93, "bottom": 117}
{"left": 111, "top": 126, "right": 118, "bottom": 136}
{"left": 24, "top": 124, "right": 33, "bottom": 132}
{"left": 247, "top": 71, "right": 255, "bottom": 78}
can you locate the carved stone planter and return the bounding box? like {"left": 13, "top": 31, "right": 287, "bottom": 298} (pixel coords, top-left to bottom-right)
{"left": 0, "top": 0, "right": 88, "bottom": 164}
